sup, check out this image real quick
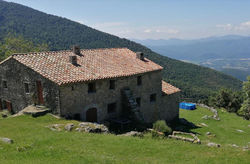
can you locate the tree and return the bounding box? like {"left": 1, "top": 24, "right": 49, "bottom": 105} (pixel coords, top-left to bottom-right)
{"left": 238, "top": 76, "right": 250, "bottom": 120}
{"left": 209, "top": 88, "right": 243, "bottom": 113}
{"left": 0, "top": 34, "right": 48, "bottom": 61}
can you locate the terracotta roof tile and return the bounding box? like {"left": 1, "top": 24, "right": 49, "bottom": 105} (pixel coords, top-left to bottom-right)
{"left": 162, "top": 80, "right": 180, "bottom": 95}
{"left": 11, "top": 48, "right": 163, "bottom": 85}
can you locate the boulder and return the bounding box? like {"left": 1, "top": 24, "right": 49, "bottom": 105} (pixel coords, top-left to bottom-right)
{"left": 207, "top": 142, "right": 220, "bottom": 147}
{"left": 77, "top": 122, "right": 109, "bottom": 133}
{"left": 119, "top": 131, "right": 143, "bottom": 137}
{"left": 242, "top": 145, "right": 249, "bottom": 151}
{"left": 46, "top": 124, "right": 64, "bottom": 131}
{"left": 202, "top": 115, "right": 209, "bottom": 120}
{"left": 200, "top": 123, "right": 208, "bottom": 127}
{"left": 0, "top": 137, "right": 13, "bottom": 144}
{"left": 231, "top": 144, "right": 239, "bottom": 148}
{"left": 1, "top": 114, "right": 8, "bottom": 118}
{"left": 236, "top": 129, "right": 244, "bottom": 133}
{"left": 206, "top": 132, "right": 211, "bottom": 135}
{"left": 64, "top": 123, "right": 74, "bottom": 131}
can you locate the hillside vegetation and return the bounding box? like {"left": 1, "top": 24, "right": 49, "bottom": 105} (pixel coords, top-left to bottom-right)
{"left": 0, "top": 107, "right": 249, "bottom": 163}
{"left": 0, "top": 0, "right": 243, "bottom": 101}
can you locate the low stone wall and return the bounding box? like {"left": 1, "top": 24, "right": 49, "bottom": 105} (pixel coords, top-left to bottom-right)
{"left": 196, "top": 104, "right": 220, "bottom": 121}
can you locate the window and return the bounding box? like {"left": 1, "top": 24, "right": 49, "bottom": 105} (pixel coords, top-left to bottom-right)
{"left": 88, "top": 82, "right": 96, "bottom": 93}
{"left": 137, "top": 76, "right": 142, "bottom": 86}
{"left": 71, "top": 86, "right": 74, "bottom": 91}
{"left": 107, "top": 103, "right": 116, "bottom": 114}
{"left": 2, "top": 100, "right": 7, "bottom": 109}
{"left": 136, "top": 97, "right": 141, "bottom": 107}
{"left": 3, "top": 80, "right": 7, "bottom": 89}
{"left": 109, "top": 80, "right": 115, "bottom": 90}
{"left": 24, "top": 83, "right": 30, "bottom": 93}
{"left": 150, "top": 94, "right": 156, "bottom": 102}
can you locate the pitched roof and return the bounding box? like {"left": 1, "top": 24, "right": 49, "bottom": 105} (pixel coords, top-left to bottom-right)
{"left": 162, "top": 81, "right": 181, "bottom": 95}
{"left": 10, "top": 48, "right": 163, "bottom": 85}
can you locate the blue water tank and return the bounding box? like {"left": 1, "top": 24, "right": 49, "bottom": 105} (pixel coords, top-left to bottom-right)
{"left": 179, "top": 102, "right": 196, "bottom": 110}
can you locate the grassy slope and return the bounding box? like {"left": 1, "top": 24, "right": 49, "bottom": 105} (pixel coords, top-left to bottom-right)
{"left": 0, "top": 0, "right": 243, "bottom": 101}
{"left": 0, "top": 107, "right": 249, "bottom": 164}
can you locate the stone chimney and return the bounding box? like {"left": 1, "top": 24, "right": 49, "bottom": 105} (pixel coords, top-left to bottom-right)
{"left": 69, "top": 55, "right": 77, "bottom": 65}
{"left": 72, "top": 45, "right": 81, "bottom": 55}
{"left": 136, "top": 52, "right": 144, "bottom": 60}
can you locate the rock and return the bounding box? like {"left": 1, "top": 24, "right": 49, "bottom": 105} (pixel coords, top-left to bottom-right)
{"left": 242, "top": 145, "right": 249, "bottom": 151}
{"left": 200, "top": 123, "right": 208, "bottom": 127}
{"left": 64, "top": 123, "right": 74, "bottom": 131}
{"left": 231, "top": 144, "right": 239, "bottom": 148}
{"left": 0, "top": 137, "right": 13, "bottom": 144}
{"left": 248, "top": 125, "right": 250, "bottom": 128}
{"left": 236, "top": 129, "right": 244, "bottom": 133}
{"left": 202, "top": 115, "right": 209, "bottom": 120}
{"left": 206, "top": 132, "right": 211, "bottom": 135}
{"left": 207, "top": 142, "right": 220, "bottom": 147}
{"left": 119, "top": 131, "right": 143, "bottom": 137}
{"left": 46, "top": 124, "right": 64, "bottom": 131}
{"left": 78, "top": 122, "right": 109, "bottom": 133}
{"left": 1, "top": 114, "right": 8, "bottom": 118}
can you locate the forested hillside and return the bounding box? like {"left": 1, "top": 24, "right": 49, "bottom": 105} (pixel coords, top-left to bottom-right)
{"left": 0, "top": 0, "right": 242, "bottom": 101}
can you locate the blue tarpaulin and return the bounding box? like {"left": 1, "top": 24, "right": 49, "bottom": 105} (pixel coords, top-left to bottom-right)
{"left": 179, "top": 102, "right": 196, "bottom": 110}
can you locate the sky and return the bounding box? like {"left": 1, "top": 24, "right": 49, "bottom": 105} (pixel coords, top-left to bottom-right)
{"left": 5, "top": 0, "right": 250, "bottom": 40}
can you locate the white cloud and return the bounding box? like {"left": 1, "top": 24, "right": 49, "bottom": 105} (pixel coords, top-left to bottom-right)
{"left": 216, "top": 24, "right": 233, "bottom": 30}
{"left": 143, "top": 27, "right": 179, "bottom": 34}
{"left": 144, "top": 29, "right": 152, "bottom": 33}
{"left": 216, "top": 21, "right": 250, "bottom": 31}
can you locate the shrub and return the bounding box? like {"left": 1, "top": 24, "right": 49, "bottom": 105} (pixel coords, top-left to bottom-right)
{"left": 153, "top": 120, "right": 172, "bottom": 135}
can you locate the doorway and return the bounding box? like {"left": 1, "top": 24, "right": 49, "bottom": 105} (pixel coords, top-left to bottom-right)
{"left": 36, "top": 81, "right": 44, "bottom": 104}
{"left": 86, "top": 108, "right": 97, "bottom": 122}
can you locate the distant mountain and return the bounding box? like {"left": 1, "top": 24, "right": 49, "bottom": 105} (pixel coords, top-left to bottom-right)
{"left": 0, "top": 0, "right": 243, "bottom": 101}
{"left": 135, "top": 36, "right": 250, "bottom": 81}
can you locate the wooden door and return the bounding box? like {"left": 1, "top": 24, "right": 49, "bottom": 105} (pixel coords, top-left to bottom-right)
{"left": 86, "top": 108, "right": 97, "bottom": 122}
{"left": 0, "top": 99, "right": 2, "bottom": 111}
{"left": 36, "top": 81, "right": 44, "bottom": 104}
{"left": 6, "top": 101, "right": 12, "bottom": 113}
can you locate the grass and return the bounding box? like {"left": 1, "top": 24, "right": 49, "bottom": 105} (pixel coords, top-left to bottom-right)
{"left": 0, "top": 107, "right": 249, "bottom": 164}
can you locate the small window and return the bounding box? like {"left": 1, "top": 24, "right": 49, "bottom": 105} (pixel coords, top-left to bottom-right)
{"left": 107, "top": 103, "right": 116, "bottom": 114}
{"left": 150, "top": 94, "right": 156, "bottom": 102}
{"left": 3, "top": 80, "right": 7, "bottom": 89}
{"left": 136, "top": 97, "right": 141, "bottom": 107}
{"left": 137, "top": 76, "right": 142, "bottom": 86}
{"left": 88, "top": 82, "right": 96, "bottom": 93}
{"left": 24, "top": 83, "right": 30, "bottom": 93}
{"left": 2, "top": 100, "right": 7, "bottom": 109}
{"left": 109, "top": 80, "right": 115, "bottom": 90}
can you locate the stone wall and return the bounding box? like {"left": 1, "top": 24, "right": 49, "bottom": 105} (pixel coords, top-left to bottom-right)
{"left": 59, "top": 70, "right": 163, "bottom": 123}
{"left": 0, "top": 58, "right": 60, "bottom": 114}
{"left": 160, "top": 92, "right": 180, "bottom": 122}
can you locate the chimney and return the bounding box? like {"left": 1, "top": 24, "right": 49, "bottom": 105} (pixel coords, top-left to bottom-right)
{"left": 69, "top": 55, "right": 77, "bottom": 65}
{"left": 136, "top": 52, "right": 144, "bottom": 60}
{"left": 72, "top": 45, "right": 81, "bottom": 55}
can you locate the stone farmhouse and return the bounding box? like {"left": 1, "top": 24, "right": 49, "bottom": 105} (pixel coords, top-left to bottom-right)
{"left": 0, "top": 47, "right": 180, "bottom": 123}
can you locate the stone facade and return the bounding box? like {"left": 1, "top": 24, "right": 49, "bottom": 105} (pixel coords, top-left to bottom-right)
{"left": 0, "top": 58, "right": 60, "bottom": 114}
{"left": 60, "top": 70, "right": 164, "bottom": 123}
{"left": 0, "top": 49, "right": 180, "bottom": 124}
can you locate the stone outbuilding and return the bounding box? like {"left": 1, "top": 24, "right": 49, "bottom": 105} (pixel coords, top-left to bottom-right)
{"left": 0, "top": 47, "right": 180, "bottom": 123}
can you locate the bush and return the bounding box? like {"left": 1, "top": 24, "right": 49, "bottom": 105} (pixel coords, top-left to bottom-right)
{"left": 153, "top": 120, "right": 172, "bottom": 135}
